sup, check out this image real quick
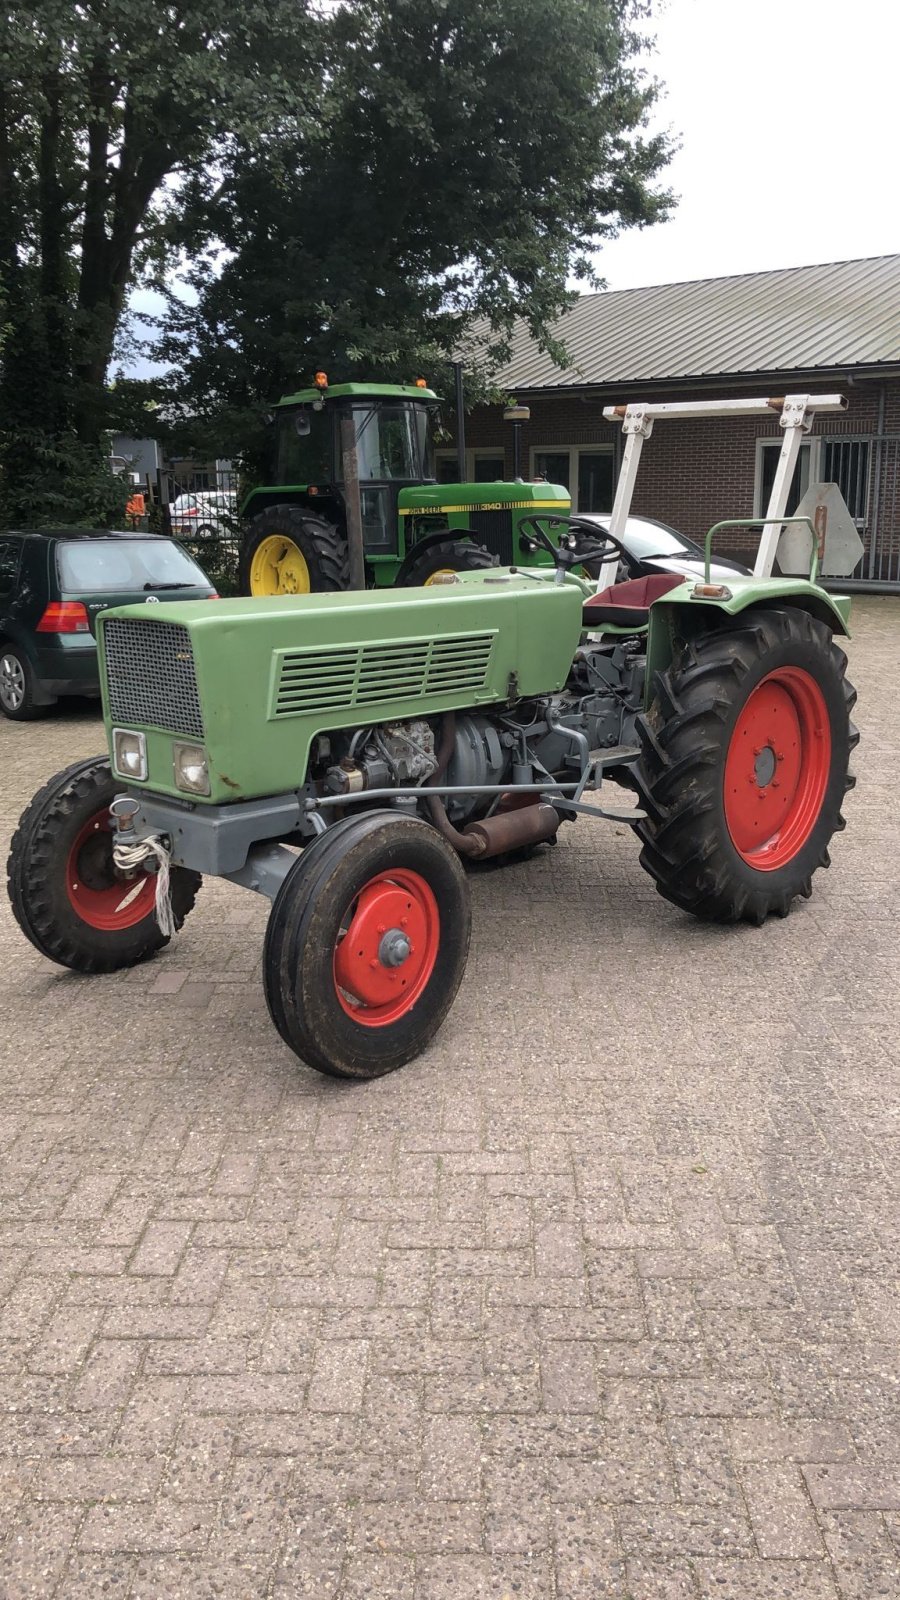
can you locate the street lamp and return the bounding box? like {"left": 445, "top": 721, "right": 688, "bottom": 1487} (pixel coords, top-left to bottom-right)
{"left": 503, "top": 403, "right": 530, "bottom": 480}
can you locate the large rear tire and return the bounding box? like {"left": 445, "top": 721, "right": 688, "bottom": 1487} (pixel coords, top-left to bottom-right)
{"left": 263, "top": 812, "right": 471, "bottom": 1078}
{"left": 633, "top": 608, "right": 858, "bottom": 924}
{"left": 240, "top": 505, "right": 350, "bottom": 597}
{"left": 7, "top": 758, "right": 201, "bottom": 972}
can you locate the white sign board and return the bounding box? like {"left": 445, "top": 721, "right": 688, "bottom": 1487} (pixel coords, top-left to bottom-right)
{"left": 777, "top": 482, "right": 864, "bottom": 578}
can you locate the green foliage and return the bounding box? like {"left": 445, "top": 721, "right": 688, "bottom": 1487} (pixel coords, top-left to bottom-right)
{"left": 157, "top": 0, "right": 673, "bottom": 468}
{"left": 0, "top": 0, "right": 320, "bottom": 525}
{"left": 0, "top": 0, "right": 672, "bottom": 521}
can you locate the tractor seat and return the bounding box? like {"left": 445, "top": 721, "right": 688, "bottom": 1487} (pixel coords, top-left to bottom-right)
{"left": 582, "top": 572, "right": 683, "bottom": 629}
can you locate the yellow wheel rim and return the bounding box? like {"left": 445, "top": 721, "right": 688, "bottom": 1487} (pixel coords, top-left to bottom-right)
{"left": 249, "top": 534, "right": 311, "bottom": 596}
{"left": 423, "top": 567, "right": 458, "bottom": 586}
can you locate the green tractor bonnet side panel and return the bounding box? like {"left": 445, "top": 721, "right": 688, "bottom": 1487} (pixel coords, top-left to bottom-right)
{"left": 643, "top": 574, "right": 851, "bottom": 707}
{"left": 399, "top": 480, "right": 571, "bottom": 568}
{"left": 398, "top": 481, "right": 570, "bottom": 519}
{"left": 97, "top": 577, "right": 583, "bottom": 805}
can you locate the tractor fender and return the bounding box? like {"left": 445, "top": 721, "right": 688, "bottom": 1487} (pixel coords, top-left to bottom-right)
{"left": 643, "top": 578, "right": 851, "bottom": 708}
{"left": 393, "top": 527, "right": 482, "bottom": 586}
{"left": 241, "top": 486, "right": 345, "bottom": 528}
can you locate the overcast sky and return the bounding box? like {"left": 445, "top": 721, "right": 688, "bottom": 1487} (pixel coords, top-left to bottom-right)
{"left": 597, "top": 0, "right": 900, "bottom": 290}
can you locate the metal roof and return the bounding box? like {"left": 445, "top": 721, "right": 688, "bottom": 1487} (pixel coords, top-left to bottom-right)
{"left": 487, "top": 255, "right": 900, "bottom": 391}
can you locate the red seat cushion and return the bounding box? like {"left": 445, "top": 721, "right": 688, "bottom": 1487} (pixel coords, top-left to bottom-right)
{"left": 582, "top": 572, "right": 683, "bottom": 628}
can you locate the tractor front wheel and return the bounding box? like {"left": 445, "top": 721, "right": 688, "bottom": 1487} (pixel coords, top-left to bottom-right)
{"left": 7, "top": 758, "right": 201, "bottom": 971}
{"left": 633, "top": 607, "right": 858, "bottom": 924}
{"left": 263, "top": 812, "right": 471, "bottom": 1078}
{"left": 240, "top": 506, "right": 350, "bottom": 597}
{"left": 401, "top": 538, "right": 497, "bottom": 587}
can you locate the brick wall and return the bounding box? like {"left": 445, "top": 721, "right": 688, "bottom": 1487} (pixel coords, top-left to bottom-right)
{"left": 459, "top": 376, "right": 900, "bottom": 564}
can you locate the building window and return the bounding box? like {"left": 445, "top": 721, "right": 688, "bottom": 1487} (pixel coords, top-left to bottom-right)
{"left": 435, "top": 450, "right": 506, "bottom": 484}
{"left": 577, "top": 452, "right": 615, "bottom": 513}
{"left": 754, "top": 439, "right": 818, "bottom": 517}
{"left": 533, "top": 451, "right": 571, "bottom": 491}
{"left": 531, "top": 446, "right": 614, "bottom": 512}
{"left": 823, "top": 439, "right": 870, "bottom": 524}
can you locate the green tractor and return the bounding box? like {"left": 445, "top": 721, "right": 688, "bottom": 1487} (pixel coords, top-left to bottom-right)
{"left": 239, "top": 374, "right": 570, "bottom": 594}
{"left": 8, "top": 517, "right": 857, "bottom": 1081}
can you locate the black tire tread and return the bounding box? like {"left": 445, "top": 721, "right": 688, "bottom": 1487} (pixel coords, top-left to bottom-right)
{"left": 263, "top": 811, "right": 471, "bottom": 1079}
{"left": 401, "top": 538, "right": 497, "bottom": 586}
{"left": 7, "top": 757, "right": 201, "bottom": 972}
{"left": 240, "top": 505, "right": 350, "bottom": 596}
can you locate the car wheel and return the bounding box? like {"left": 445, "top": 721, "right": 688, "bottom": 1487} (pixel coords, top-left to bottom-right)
{"left": 0, "top": 645, "right": 48, "bottom": 720}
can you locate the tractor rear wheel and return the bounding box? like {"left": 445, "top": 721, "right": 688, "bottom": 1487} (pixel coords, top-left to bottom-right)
{"left": 240, "top": 505, "right": 350, "bottom": 597}
{"left": 633, "top": 607, "right": 858, "bottom": 924}
{"left": 7, "top": 757, "right": 201, "bottom": 971}
{"left": 263, "top": 811, "right": 471, "bottom": 1078}
{"left": 401, "top": 538, "right": 497, "bottom": 587}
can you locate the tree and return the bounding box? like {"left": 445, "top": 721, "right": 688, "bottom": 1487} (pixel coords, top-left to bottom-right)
{"left": 0, "top": 0, "right": 323, "bottom": 525}
{"left": 157, "top": 0, "right": 672, "bottom": 469}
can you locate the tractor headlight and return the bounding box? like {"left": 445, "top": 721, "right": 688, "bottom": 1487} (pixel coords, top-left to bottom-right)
{"left": 173, "top": 741, "right": 211, "bottom": 795}
{"left": 112, "top": 728, "right": 147, "bottom": 781}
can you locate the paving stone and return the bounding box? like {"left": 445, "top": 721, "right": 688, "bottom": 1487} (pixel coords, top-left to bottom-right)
{"left": 33, "top": 1454, "right": 164, "bottom": 1501}
{"left": 55, "top": 1553, "right": 136, "bottom": 1597}
{"left": 308, "top": 1340, "right": 370, "bottom": 1412}
{"left": 128, "top": 1221, "right": 193, "bottom": 1276}
{"left": 695, "top": 1558, "right": 839, "bottom": 1598}
{"left": 804, "top": 1464, "right": 900, "bottom": 1510}
{"left": 540, "top": 1342, "right": 599, "bottom": 1412}
{"left": 77, "top": 1498, "right": 216, "bottom": 1553}
{"left": 740, "top": 1462, "right": 825, "bottom": 1557}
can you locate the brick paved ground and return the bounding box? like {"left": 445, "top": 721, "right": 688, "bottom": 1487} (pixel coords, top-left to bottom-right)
{"left": 0, "top": 596, "right": 898, "bottom": 1599}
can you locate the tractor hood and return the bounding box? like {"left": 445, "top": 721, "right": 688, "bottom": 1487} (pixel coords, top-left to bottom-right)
{"left": 96, "top": 575, "right": 583, "bottom": 805}
{"left": 398, "top": 481, "right": 570, "bottom": 516}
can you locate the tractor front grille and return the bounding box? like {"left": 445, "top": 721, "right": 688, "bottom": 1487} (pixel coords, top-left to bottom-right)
{"left": 103, "top": 617, "right": 205, "bottom": 739}
{"left": 469, "top": 509, "right": 514, "bottom": 565}
{"left": 273, "top": 632, "right": 496, "bottom": 718}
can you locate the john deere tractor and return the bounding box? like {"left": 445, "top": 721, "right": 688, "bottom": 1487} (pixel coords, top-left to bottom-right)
{"left": 8, "top": 514, "right": 857, "bottom": 1081}
{"left": 239, "top": 375, "right": 569, "bottom": 594}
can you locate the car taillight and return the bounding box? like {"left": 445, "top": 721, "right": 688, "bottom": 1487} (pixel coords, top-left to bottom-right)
{"left": 36, "top": 602, "right": 90, "bottom": 634}
{"left": 207, "top": 592, "right": 219, "bottom": 599}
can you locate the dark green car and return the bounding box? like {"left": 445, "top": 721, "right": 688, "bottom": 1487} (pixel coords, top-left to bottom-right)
{"left": 0, "top": 530, "right": 216, "bottom": 720}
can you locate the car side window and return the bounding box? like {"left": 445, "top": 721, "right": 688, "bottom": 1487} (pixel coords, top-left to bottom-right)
{"left": 0, "top": 539, "right": 20, "bottom": 596}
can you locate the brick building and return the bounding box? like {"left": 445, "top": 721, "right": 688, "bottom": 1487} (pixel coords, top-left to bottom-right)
{"left": 455, "top": 255, "right": 900, "bottom": 585}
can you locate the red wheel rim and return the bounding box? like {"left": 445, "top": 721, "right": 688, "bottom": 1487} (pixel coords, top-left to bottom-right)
{"left": 65, "top": 808, "right": 157, "bottom": 931}
{"left": 333, "top": 869, "right": 440, "bottom": 1027}
{"left": 723, "top": 667, "right": 831, "bottom": 871}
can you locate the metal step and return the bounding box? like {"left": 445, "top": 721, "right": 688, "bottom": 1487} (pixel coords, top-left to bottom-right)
{"left": 589, "top": 745, "right": 640, "bottom": 767}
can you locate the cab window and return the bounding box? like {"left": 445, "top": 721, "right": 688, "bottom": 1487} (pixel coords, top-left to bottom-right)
{"left": 275, "top": 408, "right": 333, "bottom": 484}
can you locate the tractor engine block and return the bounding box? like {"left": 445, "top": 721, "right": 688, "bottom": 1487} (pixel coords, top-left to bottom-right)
{"left": 316, "top": 640, "right": 644, "bottom": 817}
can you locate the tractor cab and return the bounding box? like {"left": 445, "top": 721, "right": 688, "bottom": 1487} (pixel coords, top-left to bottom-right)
{"left": 239, "top": 374, "right": 571, "bottom": 595}
{"left": 270, "top": 380, "right": 438, "bottom": 558}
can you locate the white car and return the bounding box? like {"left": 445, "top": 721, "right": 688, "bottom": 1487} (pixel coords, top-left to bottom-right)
{"left": 169, "top": 490, "right": 237, "bottom": 540}
{"left": 571, "top": 514, "right": 750, "bottom": 585}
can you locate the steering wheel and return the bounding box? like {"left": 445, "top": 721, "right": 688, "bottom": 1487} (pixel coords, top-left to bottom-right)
{"left": 519, "top": 516, "right": 618, "bottom": 575}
